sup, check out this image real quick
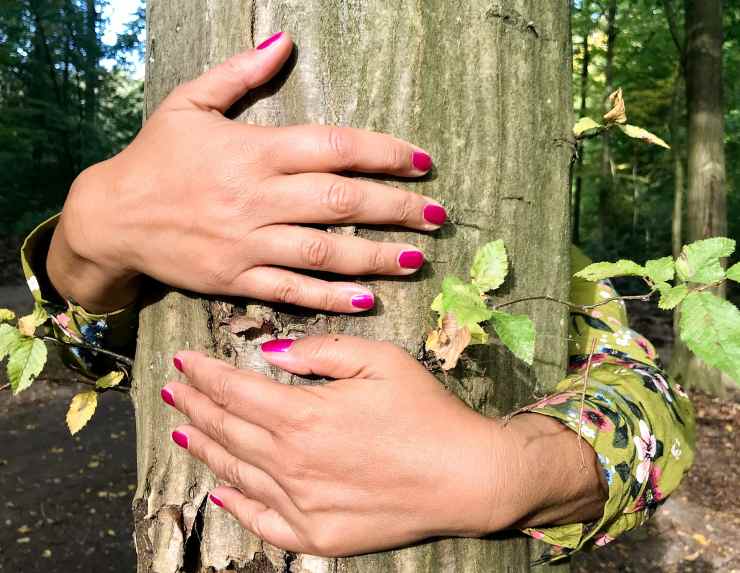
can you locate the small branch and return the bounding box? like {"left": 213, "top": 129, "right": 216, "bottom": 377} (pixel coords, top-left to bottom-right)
{"left": 493, "top": 290, "right": 656, "bottom": 312}
{"left": 0, "top": 383, "right": 9, "bottom": 392}
{"left": 42, "top": 336, "right": 134, "bottom": 368}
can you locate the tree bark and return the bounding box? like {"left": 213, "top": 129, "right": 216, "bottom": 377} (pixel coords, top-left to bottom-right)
{"left": 132, "top": 1, "right": 573, "bottom": 571}
{"left": 670, "top": 0, "right": 727, "bottom": 393}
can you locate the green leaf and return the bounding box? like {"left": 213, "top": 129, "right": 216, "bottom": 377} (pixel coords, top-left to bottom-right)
{"left": 468, "top": 322, "right": 490, "bottom": 346}
{"left": 470, "top": 240, "right": 509, "bottom": 293}
{"left": 441, "top": 277, "right": 492, "bottom": 328}
{"left": 618, "top": 124, "right": 671, "bottom": 149}
{"left": 0, "top": 323, "right": 23, "bottom": 362}
{"left": 0, "top": 309, "right": 15, "bottom": 323}
{"left": 66, "top": 391, "right": 99, "bottom": 436}
{"left": 645, "top": 256, "right": 675, "bottom": 284}
{"left": 574, "top": 260, "right": 647, "bottom": 282}
{"left": 430, "top": 293, "right": 444, "bottom": 314}
{"left": 658, "top": 284, "right": 689, "bottom": 310}
{"left": 17, "top": 303, "right": 48, "bottom": 337}
{"left": 679, "top": 292, "right": 740, "bottom": 384}
{"left": 573, "top": 117, "right": 602, "bottom": 137}
{"left": 489, "top": 310, "right": 535, "bottom": 365}
{"left": 7, "top": 337, "right": 47, "bottom": 394}
{"left": 727, "top": 262, "right": 740, "bottom": 283}
{"left": 675, "top": 238, "right": 736, "bottom": 284}
{"left": 96, "top": 371, "right": 125, "bottom": 390}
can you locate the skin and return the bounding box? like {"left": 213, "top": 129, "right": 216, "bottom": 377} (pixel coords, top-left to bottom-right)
{"left": 46, "top": 33, "right": 607, "bottom": 556}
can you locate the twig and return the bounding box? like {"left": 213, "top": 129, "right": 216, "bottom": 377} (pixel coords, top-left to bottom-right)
{"left": 493, "top": 290, "right": 656, "bottom": 312}
{"left": 577, "top": 338, "right": 598, "bottom": 471}
{"left": 42, "top": 336, "right": 134, "bottom": 368}
{"left": 0, "top": 383, "right": 9, "bottom": 392}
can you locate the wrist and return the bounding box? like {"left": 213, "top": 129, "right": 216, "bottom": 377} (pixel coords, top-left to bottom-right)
{"left": 47, "top": 165, "right": 142, "bottom": 313}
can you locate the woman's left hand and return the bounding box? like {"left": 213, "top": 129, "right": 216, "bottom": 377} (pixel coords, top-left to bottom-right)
{"left": 162, "top": 335, "right": 507, "bottom": 556}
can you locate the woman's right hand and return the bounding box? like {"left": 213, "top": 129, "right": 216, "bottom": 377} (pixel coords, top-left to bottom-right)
{"left": 48, "top": 32, "right": 445, "bottom": 313}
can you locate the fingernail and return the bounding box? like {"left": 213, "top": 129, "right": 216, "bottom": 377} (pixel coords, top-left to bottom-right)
{"left": 351, "top": 293, "right": 375, "bottom": 310}
{"left": 398, "top": 250, "right": 425, "bottom": 270}
{"left": 411, "top": 151, "right": 433, "bottom": 172}
{"left": 172, "top": 430, "right": 189, "bottom": 449}
{"left": 423, "top": 204, "right": 447, "bottom": 226}
{"left": 257, "top": 31, "right": 283, "bottom": 50}
{"left": 161, "top": 387, "right": 175, "bottom": 407}
{"left": 173, "top": 356, "right": 184, "bottom": 373}
{"left": 261, "top": 339, "right": 294, "bottom": 353}
{"left": 209, "top": 493, "right": 224, "bottom": 508}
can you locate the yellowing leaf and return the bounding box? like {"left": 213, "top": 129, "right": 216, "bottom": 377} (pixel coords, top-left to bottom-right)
{"left": 573, "top": 117, "right": 602, "bottom": 137}
{"left": 95, "top": 371, "right": 124, "bottom": 390}
{"left": 17, "top": 304, "right": 48, "bottom": 337}
{"left": 7, "top": 337, "right": 47, "bottom": 394}
{"left": 0, "top": 309, "right": 15, "bottom": 323}
{"left": 619, "top": 124, "right": 670, "bottom": 149}
{"left": 727, "top": 262, "right": 740, "bottom": 283}
{"left": 603, "top": 88, "right": 627, "bottom": 125}
{"left": 574, "top": 260, "right": 647, "bottom": 282}
{"left": 470, "top": 240, "right": 509, "bottom": 293}
{"left": 66, "top": 391, "right": 99, "bottom": 436}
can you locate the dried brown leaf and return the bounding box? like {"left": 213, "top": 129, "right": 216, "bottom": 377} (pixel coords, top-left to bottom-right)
{"left": 603, "top": 88, "right": 627, "bottom": 125}
{"left": 426, "top": 313, "right": 472, "bottom": 371}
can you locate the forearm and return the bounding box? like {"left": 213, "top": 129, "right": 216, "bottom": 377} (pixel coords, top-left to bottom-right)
{"left": 500, "top": 413, "right": 608, "bottom": 529}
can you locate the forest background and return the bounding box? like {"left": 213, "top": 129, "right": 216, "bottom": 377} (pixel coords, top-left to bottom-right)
{"left": 0, "top": 1, "right": 738, "bottom": 572}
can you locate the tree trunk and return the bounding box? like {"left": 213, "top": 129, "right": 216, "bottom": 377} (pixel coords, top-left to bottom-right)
{"left": 132, "top": 2, "right": 573, "bottom": 571}
{"left": 598, "top": 0, "right": 617, "bottom": 251}
{"left": 670, "top": 0, "right": 727, "bottom": 393}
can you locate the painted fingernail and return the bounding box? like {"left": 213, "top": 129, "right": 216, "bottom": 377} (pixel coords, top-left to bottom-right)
{"left": 351, "top": 293, "right": 375, "bottom": 310}
{"left": 423, "top": 204, "right": 447, "bottom": 226}
{"left": 173, "top": 356, "right": 184, "bottom": 373}
{"left": 261, "top": 339, "right": 294, "bottom": 353}
{"left": 257, "top": 31, "right": 283, "bottom": 50}
{"left": 161, "top": 387, "right": 175, "bottom": 407}
{"left": 411, "top": 151, "right": 433, "bottom": 172}
{"left": 172, "top": 430, "right": 189, "bottom": 449}
{"left": 209, "top": 493, "right": 224, "bottom": 508}
{"left": 398, "top": 250, "right": 425, "bottom": 270}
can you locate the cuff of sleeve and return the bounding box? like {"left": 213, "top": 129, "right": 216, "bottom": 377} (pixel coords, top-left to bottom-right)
{"left": 518, "top": 362, "right": 695, "bottom": 563}
{"left": 20, "top": 213, "right": 138, "bottom": 375}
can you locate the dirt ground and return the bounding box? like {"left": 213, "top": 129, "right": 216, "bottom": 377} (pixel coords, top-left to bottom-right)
{"left": 1, "top": 241, "right": 738, "bottom": 572}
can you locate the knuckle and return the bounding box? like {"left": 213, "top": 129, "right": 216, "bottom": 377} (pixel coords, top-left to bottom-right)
{"left": 327, "top": 127, "right": 355, "bottom": 168}
{"left": 211, "top": 370, "right": 234, "bottom": 408}
{"left": 324, "top": 179, "right": 364, "bottom": 218}
{"left": 224, "top": 456, "right": 245, "bottom": 487}
{"left": 396, "top": 193, "right": 415, "bottom": 226}
{"left": 300, "top": 235, "right": 332, "bottom": 268}
{"left": 274, "top": 276, "right": 302, "bottom": 305}
{"left": 387, "top": 143, "right": 407, "bottom": 172}
{"left": 205, "top": 407, "right": 229, "bottom": 448}
{"left": 367, "top": 245, "right": 388, "bottom": 275}
{"left": 307, "top": 522, "right": 343, "bottom": 557}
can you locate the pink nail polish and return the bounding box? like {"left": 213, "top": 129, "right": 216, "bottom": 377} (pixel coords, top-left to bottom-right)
{"left": 172, "top": 430, "right": 189, "bottom": 449}
{"left": 261, "top": 339, "right": 294, "bottom": 353}
{"left": 209, "top": 493, "right": 224, "bottom": 508}
{"left": 173, "top": 356, "right": 184, "bottom": 373}
{"left": 423, "top": 204, "right": 447, "bottom": 226}
{"left": 398, "top": 250, "right": 425, "bottom": 270}
{"left": 351, "top": 293, "right": 375, "bottom": 310}
{"left": 412, "top": 151, "right": 433, "bottom": 172}
{"left": 257, "top": 31, "right": 283, "bottom": 50}
{"left": 161, "top": 387, "right": 175, "bottom": 407}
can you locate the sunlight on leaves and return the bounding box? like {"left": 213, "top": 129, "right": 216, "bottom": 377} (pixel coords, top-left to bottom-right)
{"left": 66, "top": 391, "right": 99, "bottom": 436}
{"left": 0, "top": 309, "right": 15, "bottom": 323}
{"left": 619, "top": 124, "right": 671, "bottom": 149}
{"left": 645, "top": 256, "right": 675, "bottom": 284}
{"left": 7, "top": 337, "right": 47, "bottom": 394}
{"left": 573, "top": 117, "right": 602, "bottom": 137}
{"left": 95, "top": 371, "right": 125, "bottom": 390}
{"left": 470, "top": 240, "right": 509, "bottom": 293}
{"left": 575, "top": 260, "right": 647, "bottom": 282}
{"left": 675, "top": 237, "right": 736, "bottom": 284}
{"left": 658, "top": 284, "right": 689, "bottom": 310}
{"left": 489, "top": 311, "right": 535, "bottom": 365}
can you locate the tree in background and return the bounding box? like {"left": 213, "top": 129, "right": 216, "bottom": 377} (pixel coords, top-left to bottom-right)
{"left": 132, "top": 1, "right": 572, "bottom": 571}
{"left": 0, "top": 0, "right": 143, "bottom": 237}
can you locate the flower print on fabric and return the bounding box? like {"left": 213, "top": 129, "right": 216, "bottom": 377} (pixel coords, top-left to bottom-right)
{"left": 634, "top": 419, "right": 657, "bottom": 484}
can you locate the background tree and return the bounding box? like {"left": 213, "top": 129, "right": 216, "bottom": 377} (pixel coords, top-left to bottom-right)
{"left": 132, "top": 1, "right": 572, "bottom": 571}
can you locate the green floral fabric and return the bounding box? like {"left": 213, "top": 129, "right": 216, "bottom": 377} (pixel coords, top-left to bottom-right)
{"left": 21, "top": 219, "right": 695, "bottom": 561}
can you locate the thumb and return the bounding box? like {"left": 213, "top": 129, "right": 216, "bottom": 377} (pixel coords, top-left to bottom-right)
{"left": 165, "top": 31, "right": 293, "bottom": 113}
{"left": 260, "top": 335, "right": 409, "bottom": 380}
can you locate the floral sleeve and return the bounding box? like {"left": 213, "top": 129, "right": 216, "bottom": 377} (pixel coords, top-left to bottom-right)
{"left": 519, "top": 246, "right": 696, "bottom": 562}
{"left": 20, "top": 214, "right": 138, "bottom": 379}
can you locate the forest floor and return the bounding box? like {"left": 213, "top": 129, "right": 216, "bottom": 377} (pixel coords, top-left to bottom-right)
{"left": 0, "top": 238, "right": 738, "bottom": 573}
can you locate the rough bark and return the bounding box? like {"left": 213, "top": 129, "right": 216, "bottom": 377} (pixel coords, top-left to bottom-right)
{"left": 132, "top": 1, "right": 573, "bottom": 572}
{"left": 670, "top": 0, "right": 727, "bottom": 393}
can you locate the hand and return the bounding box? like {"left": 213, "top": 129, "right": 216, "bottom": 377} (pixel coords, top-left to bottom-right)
{"left": 162, "top": 335, "right": 502, "bottom": 556}
{"left": 48, "top": 32, "right": 445, "bottom": 313}
{"left": 161, "top": 336, "right": 607, "bottom": 556}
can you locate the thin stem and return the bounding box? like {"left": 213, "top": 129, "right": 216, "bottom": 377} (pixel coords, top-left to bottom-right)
{"left": 493, "top": 290, "right": 656, "bottom": 312}
{"left": 0, "top": 383, "right": 9, "bottom": 392}
{"left": 42, "top": 336, "right": 134, "bottom": 368}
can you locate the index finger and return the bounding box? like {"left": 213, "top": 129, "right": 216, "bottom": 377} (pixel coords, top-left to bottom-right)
{"left": 265, "top": 125, "right": 433, "bottom": 177}
{"left": 173, "top": 351, "right": 294, "bottom": 427}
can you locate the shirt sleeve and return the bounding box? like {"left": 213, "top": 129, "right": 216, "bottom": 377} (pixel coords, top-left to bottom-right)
{"left": 518, "top": 246, "right": 696, "bottom": 563}
{"left": 20, "top": 214, "right": 138, "bottom": 379}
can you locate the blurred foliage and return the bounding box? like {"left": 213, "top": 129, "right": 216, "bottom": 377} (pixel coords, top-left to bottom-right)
{"left": 0, "top": 0, "right": 144, "bottom": 236}
{"left": 571, "top": 0, "right": 738, "bottom": 264}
